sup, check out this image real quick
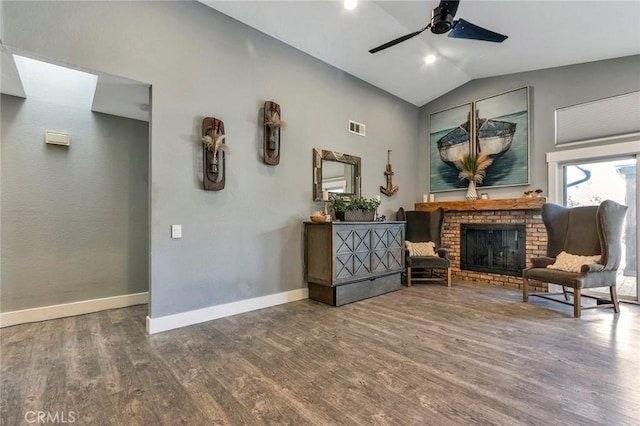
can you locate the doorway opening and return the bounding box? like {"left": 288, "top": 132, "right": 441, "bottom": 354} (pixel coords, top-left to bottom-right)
{"left": 1, "top": 47, "right": 151, "bottom": 325}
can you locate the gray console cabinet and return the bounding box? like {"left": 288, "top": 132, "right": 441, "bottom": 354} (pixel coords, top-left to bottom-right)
{"left": 304, "top": 221, "right": 405, "bottom": 306}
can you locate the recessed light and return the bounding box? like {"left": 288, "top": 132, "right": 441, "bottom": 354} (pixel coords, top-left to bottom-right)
{"left": 424, "top": 54, "right": 436, "bottom": 64}
{"left": 344, "top": 0, "right": 358, "bottom": 11}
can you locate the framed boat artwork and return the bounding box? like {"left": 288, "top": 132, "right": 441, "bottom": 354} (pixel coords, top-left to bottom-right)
{"left": 474, "top": 86, "right": 530, "bottom": 188}
{"left": 429, "top": 86, "right": 530, "bottom": 192}
{"left": 429, "top": 102, "right": 473, "bottom": 192}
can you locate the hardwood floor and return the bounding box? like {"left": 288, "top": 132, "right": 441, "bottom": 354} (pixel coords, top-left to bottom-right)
{"left": 2, "top": 281, "right": 639, "bottom": 425}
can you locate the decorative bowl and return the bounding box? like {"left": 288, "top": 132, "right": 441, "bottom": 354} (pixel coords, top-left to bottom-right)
{"left": 310, "top": 215, "right": 326, "bottom": 223}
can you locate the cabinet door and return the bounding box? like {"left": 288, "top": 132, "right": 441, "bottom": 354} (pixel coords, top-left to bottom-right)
{"left": 372, "top": 224, "right": 405, "bottom": 273}
{"left": 333, "top": 226, "right": 372, "bottom": 282}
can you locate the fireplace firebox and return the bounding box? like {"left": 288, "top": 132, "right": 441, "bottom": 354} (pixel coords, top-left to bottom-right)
{"left": 460, "top": 224, "right": 526, "bottom": 277}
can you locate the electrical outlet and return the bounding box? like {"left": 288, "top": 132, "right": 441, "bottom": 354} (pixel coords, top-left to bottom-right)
{"left": 171, "top": 225, "right": 182, "bottom": 239}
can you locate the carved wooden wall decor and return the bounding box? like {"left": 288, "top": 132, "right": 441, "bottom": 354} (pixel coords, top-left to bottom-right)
{"left": 201, "top": 117, "right": 228, "bottom": 191}
{"left": 263, "top": 101, "right": 283, "bottom": 165}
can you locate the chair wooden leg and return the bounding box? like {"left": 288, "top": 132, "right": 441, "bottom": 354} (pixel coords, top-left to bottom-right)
{"left": 522, "top": 277, "right": 529, "bottom": 302}
{"left": 407, "top": 267, "right": 412, "bottom": 287}
{"left": 610, "top": 285, "right": 620, "bottom": 313}
{"left": 446, "top": 268, "right": 451, "bottom": 287}
{"left": 573, "top": 288, "right": 581, "bottom": 318}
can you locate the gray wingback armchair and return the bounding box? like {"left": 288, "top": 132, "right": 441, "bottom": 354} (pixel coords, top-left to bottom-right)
{"left": 522, "top": 200, "right": 628, "bottom": 318}
{"left": 397, "top": 208, "right": 451, "bottom": 286}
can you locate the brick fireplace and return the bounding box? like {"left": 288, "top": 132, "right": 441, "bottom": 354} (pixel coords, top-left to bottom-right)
{"left": 415, "top": 198, "right": 548, "bottom": 291}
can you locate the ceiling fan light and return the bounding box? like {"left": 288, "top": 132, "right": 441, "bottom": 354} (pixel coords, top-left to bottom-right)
{"left": 430, "top": 6, "right": 454, "bottom": 34}
{"left": 344, "top": 0, "right": 358, "bottom": 11}
{"left": 431, "top": 15, "right": 453, "bottom": 34}
{"left": 432, "top": 20, "right": 452, "bottom": 34}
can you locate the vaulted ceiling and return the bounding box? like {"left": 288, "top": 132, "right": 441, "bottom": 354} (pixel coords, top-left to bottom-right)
{"left": 3, "top": 1, "right": 638, "bottom": 119}
{"left": 204, "top": 0, "right": 640, "bottom": 106}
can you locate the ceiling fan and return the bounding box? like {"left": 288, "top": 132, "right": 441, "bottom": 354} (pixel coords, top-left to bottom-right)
{"left": 369, "top": 0, "right": 508, "bottom": 54}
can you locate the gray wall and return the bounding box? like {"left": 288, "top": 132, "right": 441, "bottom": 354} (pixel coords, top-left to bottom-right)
{"left": 418, "top": 55, "right": 640, "bottom": 202}
{"left": 1, "top": 94, "right": 149, "bottom": 311}
{"left": 2, "top": 2, "right": 420, "bottom": 318}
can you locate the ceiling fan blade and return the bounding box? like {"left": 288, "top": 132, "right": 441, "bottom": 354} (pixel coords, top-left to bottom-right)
{"left": 448, "top": 18, "right": 507, "bottom": 43}
{"left": 369, "top": 26, "right": 428, "bottom": 54}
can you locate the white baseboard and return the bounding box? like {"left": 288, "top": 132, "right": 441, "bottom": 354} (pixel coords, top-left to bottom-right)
{"left": 146, "top": 287, "right": 308, "bottom": 334}
{"left": 0, "top": 292, "right": 149, "bottom": 328}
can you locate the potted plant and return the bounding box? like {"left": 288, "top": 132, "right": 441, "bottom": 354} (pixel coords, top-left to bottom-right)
{"left": 328, "top": 194, "right": 348, "bottom": 221}
{"left": 454, "top": 152, "right": 493, "bottom": 200}
{"left": 328, "top": 195, "right": 381, "bottom": 221}
{"left": 344, "top": 197, "right": 381, "bottom": 222}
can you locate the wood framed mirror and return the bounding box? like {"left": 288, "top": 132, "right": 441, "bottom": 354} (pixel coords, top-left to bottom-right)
{"left": 313, "top": 148, "right": 361, "bottom": 201}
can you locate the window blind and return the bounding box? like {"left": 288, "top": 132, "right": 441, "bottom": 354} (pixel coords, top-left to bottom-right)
{"left": 555, "top": 91, "right": 640, "bottom": 145}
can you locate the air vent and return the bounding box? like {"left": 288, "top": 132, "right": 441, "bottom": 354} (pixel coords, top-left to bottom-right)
{"left": 349, "top": 120, "right": 366, "bottom": 136}
{"left": 45, "top": 131, "right": 70, "bottom": 146}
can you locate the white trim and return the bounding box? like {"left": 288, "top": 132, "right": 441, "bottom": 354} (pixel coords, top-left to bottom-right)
{"left": 146, "top": 288, "right": 309, "bottom": 334}
{"left": 553, "top": 132, "right": 640, "bottom": 149}
{"left": 546, "top": 140, "right": 640, "bottom": 164}
{"left": 0, "top": 292, "right": 149, "bottom": 328}
{"left": 547, "top": 161, "right": 560, "bottom": 204}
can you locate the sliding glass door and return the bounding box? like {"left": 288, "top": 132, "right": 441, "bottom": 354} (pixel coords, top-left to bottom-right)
{"left": 563, "top": 157, "right": 638, "bottom": 301}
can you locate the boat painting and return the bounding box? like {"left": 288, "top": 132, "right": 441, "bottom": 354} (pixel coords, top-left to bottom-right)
{"left": 436, "top": 120, "right": 471, "bottom": 163}
{"left": 429, "top": 86, "right": 529, "bottom": 192}
{"left": 430, "top": 110, "right": 528, "bottom": 191}
{"left": 437, "top": 118, "right": 517, "bottom": 164}
{"left": 477, "top": 118, "right": 517, "bottom": 157}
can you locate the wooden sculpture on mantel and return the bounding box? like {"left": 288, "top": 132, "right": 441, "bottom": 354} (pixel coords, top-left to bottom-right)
{"left": 380, "top": 150, "right": 399, "bottom": 196}
{"left": 201, "top": 117, "right": 229, "bottom": 191}
{"left": 263, "top": 101, "right": 285, "bottom": 165}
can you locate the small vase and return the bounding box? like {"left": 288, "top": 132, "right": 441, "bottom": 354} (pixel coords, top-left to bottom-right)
{"left": 466, "top": 180, "right": 478, "bottom": 200}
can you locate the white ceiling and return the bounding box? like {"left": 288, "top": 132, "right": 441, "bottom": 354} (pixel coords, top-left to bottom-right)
{"left": 203, "top": 0, "right": 640, "bottom": 106}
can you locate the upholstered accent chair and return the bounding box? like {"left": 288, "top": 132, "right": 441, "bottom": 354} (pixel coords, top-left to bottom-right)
{"left": 397, "top": 208, "right": 451, "bottom": 287}
{"left": 522, "top": 200, "right": 628, "bottom": 318}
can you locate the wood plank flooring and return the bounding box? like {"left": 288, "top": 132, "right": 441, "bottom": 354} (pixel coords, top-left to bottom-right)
{"left": 2, "top": 281, "right": 639, "bottom": 425}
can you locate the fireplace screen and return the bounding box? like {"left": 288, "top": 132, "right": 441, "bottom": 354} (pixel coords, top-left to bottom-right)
{"left": 460, "top": 224, "right": 526, "bottom": 277}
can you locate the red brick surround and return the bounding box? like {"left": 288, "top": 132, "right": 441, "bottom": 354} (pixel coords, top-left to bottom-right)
{"left": 416, "top": 200, "right": 548, "bottom": 291}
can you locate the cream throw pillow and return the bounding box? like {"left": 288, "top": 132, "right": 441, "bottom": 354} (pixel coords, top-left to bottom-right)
{"left": 405, "top": 241, "right": 437, "bottom": 257}
{"left": 547, "top": 251, "right": 601, "bottom": 273}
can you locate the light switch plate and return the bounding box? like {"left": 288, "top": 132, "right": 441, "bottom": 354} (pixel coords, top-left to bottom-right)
{"left": 171, "top": 225, "right": 182, "bottom": 239}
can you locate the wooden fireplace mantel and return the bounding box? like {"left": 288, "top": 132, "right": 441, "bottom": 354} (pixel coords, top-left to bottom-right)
{"left": 415, "top": 197, "right": 546, "bottom": 212}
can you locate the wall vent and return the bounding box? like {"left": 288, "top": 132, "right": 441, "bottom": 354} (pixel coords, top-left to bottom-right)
{"left": 45, "top": 131, "right": 70, "bottom": 146}
{"left": 349, "top": 120, "right": 366, "bottom": 137}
